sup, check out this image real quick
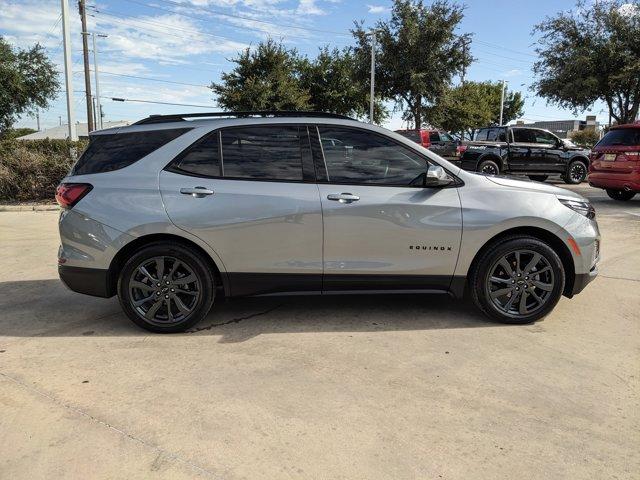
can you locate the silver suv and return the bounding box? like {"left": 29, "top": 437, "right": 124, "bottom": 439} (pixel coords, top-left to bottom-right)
{"left": 56, "top": 112, "right": 600, "bottom": 333}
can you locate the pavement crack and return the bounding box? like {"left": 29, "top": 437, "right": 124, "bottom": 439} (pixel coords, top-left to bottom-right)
{"left": 0, "top": 371, "right": 221, "bottom": 479}
{"left": 599, "top": 274, "right": 640, "bottom": 283}
{"left": 187, "top": 304, "right": 283, "bottom": 333}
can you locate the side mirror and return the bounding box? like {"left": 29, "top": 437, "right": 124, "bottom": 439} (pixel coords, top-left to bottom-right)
{"left": 424, "top": 165, "right": 453, "bottom": 187}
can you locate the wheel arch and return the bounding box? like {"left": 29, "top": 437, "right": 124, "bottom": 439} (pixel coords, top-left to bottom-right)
{"left": 106, "top": 233, "right": 229, "bottom": 298}
{"left": 568, "top": 155, "right": 589, "bottom": 167}
{"left": 457, "top": 226, "right": 575, "bottom": 298}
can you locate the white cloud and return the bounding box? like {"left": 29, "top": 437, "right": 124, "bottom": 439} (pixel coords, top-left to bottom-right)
{"left": 367, "top": 4, "right": 389, "bottom": 14}
{"left": 503, "top": 69, "right": 523, "bottom": 77}
{"left": 297, "top": 0, "right": 326, "bottom": 16}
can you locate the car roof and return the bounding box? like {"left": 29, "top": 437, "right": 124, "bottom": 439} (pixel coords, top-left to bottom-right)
{"left": 611, "top": 121, "right": 640, "bottom": 130}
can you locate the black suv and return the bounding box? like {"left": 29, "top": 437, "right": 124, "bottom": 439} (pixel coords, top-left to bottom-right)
{"left": 460, "top": 126, "right": 591, "bottom": 183}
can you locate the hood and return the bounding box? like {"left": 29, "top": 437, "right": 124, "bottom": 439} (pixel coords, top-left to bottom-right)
{"left": 484, "top": 175, "right": 586, "bottom": 201}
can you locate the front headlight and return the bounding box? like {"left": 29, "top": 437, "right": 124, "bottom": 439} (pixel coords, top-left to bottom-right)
{"left": 559, "top": 198, "right": 596, "bottom": 219}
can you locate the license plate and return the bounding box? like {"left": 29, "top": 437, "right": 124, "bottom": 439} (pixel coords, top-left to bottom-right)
{"left": 604, "top": 153, "right": 616, "bottom": 161}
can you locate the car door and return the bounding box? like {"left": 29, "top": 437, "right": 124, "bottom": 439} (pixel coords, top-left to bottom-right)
{"left": 159, "top": 124, "right": 323, "bottom": 296}
{"left": 532, "top": 129, "right": 564, "bottom": 172}
{"left": 438, "top": 131, "right": 459, "bottom": 160}
{"left": 313, "top": 125, "right": 462, "bottom": 292}
{"left": 509, "top": 128, "right": 547, "bottom": 171}
{"left": 427, "top": 131, "right": 447, "bottom": 157}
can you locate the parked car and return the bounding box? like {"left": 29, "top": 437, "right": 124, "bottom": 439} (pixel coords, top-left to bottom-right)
{"left": 588, "top": 121, "right": 640, "bottom": 201}
{"left": 395, "top": 128, "right": 460, "bottom": 161}
{"left": 57, "top": 111, "right": 599, "bottom": 333}
{"left": 460, "top": 126, "right": 591, "bottom": 184}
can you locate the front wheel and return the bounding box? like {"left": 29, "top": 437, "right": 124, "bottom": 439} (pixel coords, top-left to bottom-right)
{"left": 470, "top": 236, "right": 565, "bottom": 324}
{"left": 564, "top": 160, "right": 587, "bottom": 184}
{"left": 606, "top": 189, "right": 636, "bottom": 201}
{"left": 117, "top": 242, "right": 215, "bottom": 333}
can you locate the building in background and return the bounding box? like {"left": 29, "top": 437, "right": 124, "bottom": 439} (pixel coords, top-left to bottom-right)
{"left": 515, "top": 115, "right": 600, "bottom": 139}
{"left": 16, "top": 121, "right": 130, "bottom": 141}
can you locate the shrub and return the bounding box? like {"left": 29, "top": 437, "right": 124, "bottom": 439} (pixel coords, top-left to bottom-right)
{"left": 569, "top": 129, "right": 601, "bottom": 149}
{"left": 0, "top": 138, "right": 87, "bottom": 201}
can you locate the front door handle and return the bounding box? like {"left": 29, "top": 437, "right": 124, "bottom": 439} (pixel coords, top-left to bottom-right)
{"left": 180, "top": 187, "right": 214, "bottom": 198}
{"left": 327, "top": 193, "right": 360, "bottom": 204}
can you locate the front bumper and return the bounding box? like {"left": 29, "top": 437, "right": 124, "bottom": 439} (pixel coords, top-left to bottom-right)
{"left": 571, "top": 266, "right": 598, "bottom": 296}
{"left": 59, "top": 265, "right": 113, "bottom": 298}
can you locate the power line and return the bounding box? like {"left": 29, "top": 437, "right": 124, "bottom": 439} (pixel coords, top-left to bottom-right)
{"left": 87, "top": 70, "right": 211, "bottom": 88}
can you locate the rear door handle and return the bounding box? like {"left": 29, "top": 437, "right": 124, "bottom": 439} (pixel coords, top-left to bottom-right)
{"left": 180, "top": 187, "right": 214, "bottom": 198}
{"left": 327, "top": 193, "right": 360, "bottom": 204}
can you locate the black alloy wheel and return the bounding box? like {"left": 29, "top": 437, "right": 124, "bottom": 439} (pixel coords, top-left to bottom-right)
{"left": 606, "top": 189, "right": 636, "bottom": 201}
{"left": 118, "top": 242, "right": 215, "bottom": 332}
{"left": 470, "top": 236, "right": 565, "bottom": 324}
{"left": 564, "top": 161, "right": 587, "bottom": 184}
{"left": 478, "top": 159, "right": 500, "bottom": 176}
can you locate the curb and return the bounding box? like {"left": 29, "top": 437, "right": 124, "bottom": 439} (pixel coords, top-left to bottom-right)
{"left": 0, "top": 204, "right": 59, "bottom": 212}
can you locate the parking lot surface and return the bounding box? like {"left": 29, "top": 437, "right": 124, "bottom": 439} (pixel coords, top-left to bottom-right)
{"left": 1, "top": 184, "right": 638, "bottom": 479}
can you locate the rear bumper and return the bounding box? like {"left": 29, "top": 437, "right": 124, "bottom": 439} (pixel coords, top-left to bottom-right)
{"left": 59, "top": 265, "right": 113, "bottom": 298}
{"left": 588, "top": 171, "right": 640, "bottom": 192}
{"left": 571, "top": 266, "right": 598, "bottom": 296}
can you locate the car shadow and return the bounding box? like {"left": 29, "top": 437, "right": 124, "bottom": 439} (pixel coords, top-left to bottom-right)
{"left": 0, "top": 279, "right": 510, "bottom": 342}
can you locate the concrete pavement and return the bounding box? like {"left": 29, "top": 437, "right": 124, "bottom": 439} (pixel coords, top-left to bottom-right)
{"left": 0, "top": 184, "right": 638, "bottom": 479}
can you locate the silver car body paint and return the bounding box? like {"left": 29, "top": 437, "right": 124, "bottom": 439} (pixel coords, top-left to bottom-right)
{"left": 58, "top": 116, "right": 599, "bottom": 297}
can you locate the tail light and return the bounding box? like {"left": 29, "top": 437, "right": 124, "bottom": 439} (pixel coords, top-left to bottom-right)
{"left": 55, "top": 183, "right": 92, "bottom": 209}
{"left": 420, "top": 131, "right": 431, "bottom": 148}
{"left": 456, "top": 145, "right": 468, "bottom": 156}
{"left": 624, "top": 151, "right": 640, "bottom": 160}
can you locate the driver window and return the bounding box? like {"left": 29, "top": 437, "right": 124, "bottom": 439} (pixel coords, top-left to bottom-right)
{"left": 318, "top": 126, "right": 429, "bottom": 186}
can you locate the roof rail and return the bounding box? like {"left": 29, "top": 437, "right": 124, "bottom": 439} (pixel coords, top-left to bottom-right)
{"left": 133, "top": 111, "right": 355, "bottom": 125}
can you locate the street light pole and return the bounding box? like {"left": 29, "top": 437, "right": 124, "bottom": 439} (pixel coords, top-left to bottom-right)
{"left": 369, "top": 30, "right": 376, "bottom": 124}
{"left": 60, "top": 0, "right": 77, "bottom": 140}
{"left": 92, "top": 33, "right": 107, "bottom": 130}
{"left": 499, "top": 79, "right": 507, "bottom": 126}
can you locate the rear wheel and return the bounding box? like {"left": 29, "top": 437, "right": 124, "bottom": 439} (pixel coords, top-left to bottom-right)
{"left": 117, "top": 242, "right": 215, "bottom": 333}
{"left": 470, "top": 236, "right": 565, "bottom": 324}
{"left": 477, "top": 159, "right": 500, "bottom": 176}
{"left": 528, "top": 175, "right": 548, "bottom": 182}
{"left": 606, "top": 189, "right": 636, "bottom": 201}
{"left": 564, "top": 160, "right": 587, "bottom": 184}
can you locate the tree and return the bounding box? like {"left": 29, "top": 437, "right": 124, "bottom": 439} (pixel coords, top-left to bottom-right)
{"left": 532, "top": 0, "right": 640, "bottom": 124}
{"left": 569, "top": 129, "right": 601, "bottom": 148}
{"left": 428, "top": 81, "right": 524, "bottom": 136}
{"left": 211, "top": 39, "right": 311, "bottom": 111}
{"left": 298, "top": 46, "right": 387, "bottom": 122}
{"left": 352, "top": 0, "right": 472, "bottom": 129}
{"left": 0, "top": 37, "right": 59, "bottom": 131}
{"left": 0, "top": 127, "right": 36, "bottom": 140}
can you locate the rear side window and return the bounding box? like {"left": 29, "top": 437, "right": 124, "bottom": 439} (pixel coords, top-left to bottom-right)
{"left": 172, "top": 132, "right": 220, "bottom": 177}
{"left": 221, "top": 126, "right": 303, "bottom": 181}
{"left": 474, "top": 129, "right": 489, "bottom": 141}
{"left": 72, "top": 128, "right": 190, "bottom": 175}
{"left": 430, "top": 131, "right": 441, "bottom": 142}
{"left": 597, "top": 128, "right": 640, "bottom": 147}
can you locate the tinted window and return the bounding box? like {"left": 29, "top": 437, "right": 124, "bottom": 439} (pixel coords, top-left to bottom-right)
{"left": 533, "top": 130, "right": 557, "bottom": 145}
{"left": 439, "top": 132, "right": 454, "bottom": 142}
{"left": 73, "top": 128, "right": 190, "bottom": 175}
{"left": 474, "top": 129, "right": 489, "bottom": 141}
{"left": 487, "top": 129, "right": 507, "bottom": 141}
{"left": 512, "top": 129, "right": 537, "bottom": 143}
{"left": 597, "top": 128, "right": 640, "bottom": 147}
{"left": 173, "top": 132, "right": 220, "bottom": 177}
{"left": 319, "top": 126, "right": 428, "bottom": 185}
{"left": 221, "top": 126, "right": 303, "bottom": 181}
{"left": 430, "top": 131, "right": 441, "bottom": 142}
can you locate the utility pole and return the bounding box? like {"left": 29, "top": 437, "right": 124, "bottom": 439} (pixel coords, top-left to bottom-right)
{"left": 369, "top": 30, "right": 376, "bottom": 124}
{"left": 59, "top": 115, "right": 62, "bottom": 126}
{"left": 61, "top": 0, "right": 77, "bottom": 140}
{"left": 36, "top": 112, "right": 40, "bottom": 131}
{"left": 499, "top": 79, "right": 507, "bottom": 126}
{"left": 92, "top": 33, "right": 107, "bottom": 130}
{"left": 78, "top": 0, "right": 94, "bottom": 132}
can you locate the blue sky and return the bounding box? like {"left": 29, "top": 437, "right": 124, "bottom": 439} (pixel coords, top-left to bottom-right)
{"left": 1, "top": 0, "right": 611, "bottom": 131}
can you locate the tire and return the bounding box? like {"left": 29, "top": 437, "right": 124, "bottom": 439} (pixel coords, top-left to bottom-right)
{"left": 564, "top": 160, "right": 587, "bottom": 184}
{"left": 117, "top": 242, "right": 215, "bottom": 333}
{"left": 606, "top": 189, "right": 636, "bottom": 201}
{"left": 469, "top": 235, "right": 565, "bottom": 324}
{"left": 477, "top": 159, "right": 500, "bottom": 175}
{"left": 528, "top": 175, "right": 548, "bottom": 182}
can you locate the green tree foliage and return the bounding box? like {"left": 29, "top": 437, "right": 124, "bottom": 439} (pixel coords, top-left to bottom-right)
{"left": 428, "top": 81, "right": 524, "bottom": 136}
{"left": 0, "top": 37, "right": 59, "bottom": 131}
{"left": 569, "top": 128, "right": 601, "bottom": 148}
{"left": 532, "top": 0, "right": 640, "bottom": 124}
{"left": 298, "top": 46, "right": 387, "bottom": 122}
{"left": 0, "top": 127, "right": 36, "bottom": 141}
{"left": 211, "top": 39, "right": 311, "bottom": 111}
{"left": 352, "top": 0, "right": 472, "bottom": 129}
